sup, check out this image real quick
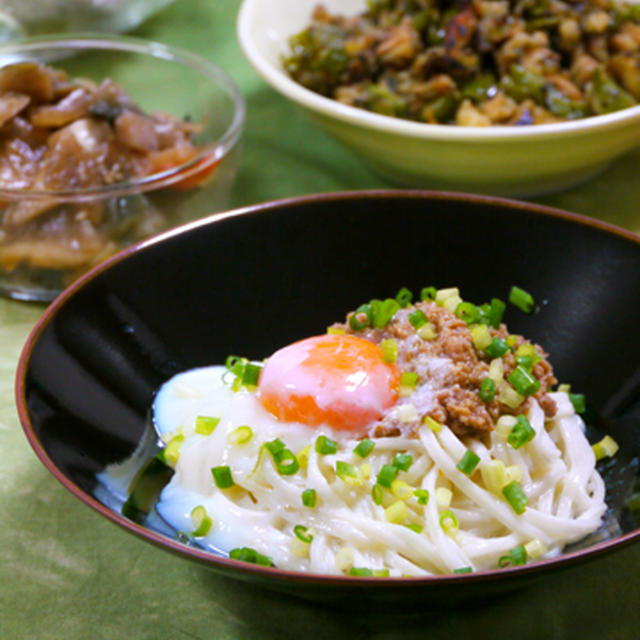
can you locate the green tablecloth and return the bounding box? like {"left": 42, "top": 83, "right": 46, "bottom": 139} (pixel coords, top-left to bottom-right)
{"left": 2, "top": 2, "right": 639, "bottom": 638}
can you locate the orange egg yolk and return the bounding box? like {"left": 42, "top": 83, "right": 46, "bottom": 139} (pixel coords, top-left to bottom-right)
{"left": 257, "top": 333, "right": 400, "bottom": 431}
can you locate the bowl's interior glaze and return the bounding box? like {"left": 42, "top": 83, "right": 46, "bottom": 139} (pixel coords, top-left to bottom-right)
{"left": 18, "top": 192, "right": 640, "bottom": 605}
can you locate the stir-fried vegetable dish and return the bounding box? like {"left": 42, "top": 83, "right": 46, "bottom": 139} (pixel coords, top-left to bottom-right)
{"left": 285, "top": 0, "right": 640, "bottom": 125}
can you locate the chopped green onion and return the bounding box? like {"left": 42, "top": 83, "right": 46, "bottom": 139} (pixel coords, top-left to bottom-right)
{"left": 418, "top": 322, "right": 437, "bottom": 340}
{"left": 242, "top": 362, "right": 262, "bottom": 387}
{"left": 190, "top": 505, "right": 213, "bottom": 537}
{"left": 470, "top": 324, "right": 492, "bottom": 350}
{"left": 455, "top": 301, "right": 481, "bottom": 325}
{"left": 516, "top": 355, "right": 535, "bottom": 370}
{"left": 266, "top": 438, "right": 300, "bottom": 475}
{"left": 385, "top": 500, "right": 410, "bottom": 523}
{"left": 293, "top": 524, "right": 314, "bottom": 543}
{"left": 162, "top": 433, "right": 184, "bottom": 467}
{"left": 456, "top": 450, "right": 480, "bottom": 475}
{"left": 480, "top": 459, "right": 509, "bottom": 494}
{"left": 229, "top": 547, "right": 272, "bottom": 566}
{"left": 372, "top": 298, "right": 400, "bottom": 328}
{"left": 396, "top": 287, "right": 413, "bottom": 307}
{"left": 435, "top": 287, "right": 460, "bottom": 304}
{"left": 498, "top": 545, "right": 527, "bottom": 567}
{"left": 225, "top": 355, "right": 244, "bottom": 373}
{"left": 195, "top": 415, "right": 220, "bottom": 436}
{"left": 227, "top": 425, "right": 253, "bottom": 445}
{"left": 211, "top": 465, "right": 235, "bottom": 489}
{"left": 336, "top": 460, "right": 361, "bottom": 485}
{"left": 524, "top": 539, "right": 548, "bottom": 559}
{"left": 509, "top": 286, "right": 536, "bottom": 313}
{"left": 499, "top": 386, "right": 525, "bottom": 409}
{"left": 421, "top": 286, "right": 437, "bottom": 301}
{"left": 439, "top": 509, "right": 459, "bottom": 533}
{"left": 302, "top": 488, "right": 317, "bottom": 508}
{"left": 390, "top": 479, "right": 413, "bottom": 500}
{"left": 485, "top": 337, "right": 509, "bottom": 358}
{"left": 436, "top": 487, "right": 453, "bottom": 507}
{"left": 592, "top": 435, "right": 619, "bottom": 461}
{"left": 400, "top": 371, "right": 418, "bottom": 388}
{"left": 479, "top": 377, "right": 496, "bottom": 403}
{"left": 393, "top": 453, "right": 413, "bottom": 471}
{"left": 508, "top": 365, "right": 541, "bottom": 396}
{"left": 453, "top": 566, "right": 473, "bottom": 574}
{"left": 349, "top": 567, "right": 390, "bottom": 577}
{"left": 326, "top": 326, "right": 346, "bottom": 335}
{"left": 405, "top": 523, "right": 423, "bottom": 534}
{"left": 414, "top": 489, "right": 430, "bottom": 505}
{"left": 507, "top": 414, "right": 536, "bottom": 449}
{"left": 379, "top": 338, "right": 399, "bottom": 364}
{"left": 408, "top": 309, "right": 428, "bottom": 329}
{"left": 488, "top": 358, "right": 504, "bottom": 385}
{"left": 486, "top": 298, "right": 506, "bottom": 329}
{"left": 424, "top": 415, "right": 443, "bottom": 433}
{"left": 349, "top": 303, "right": 373, "bottom": 331}
{"left": 377, "top": 464, "right": 399, "bottom": 488}
{"left": 502, "top": 481, "right": 528, "bottom": 514}
{"left": 315, "top": 435, "right": 338, "bottom": 455}
{"left": 569, "top": 393, "right": 586, "bottom": 414}
{"left": 354, "top": 438, "right": 375, "bottom": 458}
{"left": 372, "top": 483, "right": 384, "bottom": 505}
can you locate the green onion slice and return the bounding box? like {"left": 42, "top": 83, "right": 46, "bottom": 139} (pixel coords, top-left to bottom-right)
{"left": 439, "top": 509, "right": 459, "bottom": 533}
{"left": 479, "top": 377, "right": 496, "bottom": 403}
{"left": 485, "top": 337, "right": 510, "bottom": 358}
{"left": 315, "top": 435, "right": 338, "bottom": 455}
{"left": 507, "top": 414, "right": 536, "bottom": 449}
{"left": 396, "top": 287, "right": 413, "bottom": 307}
{"left": 453, "top": 566, "right": 473, "bottom": 574}
{"left": 377, "top": 464, "right": 399, "bottom": 488}
{"left": 421, "top": 286, "right": 437, "bottom": 301}
{"left": 509, "top": 286, "right": 536, "bottom": 314}
{"left": 211, "top": 465, "right": 235, "bottom": 489}
{"left": 349, "top": 567, "right": 390, "bottom": 577}
{"left": 195, "top": 415, "right": 220, "bottom": 436}
{"left": 371, "top": 483, "right": 384, "bottom": 506}
{"left": 508, "top": 365, "right": 541, "bottom": 396}
{"left": 456, "top": 450, "right": 480, "bottom": 475}
{"left": 502, "top": 481, "right": 528, "bottom": 514}
{"left": 229, "top": 547, "right": 272, "bottom": 566}
{"left": 190, "top": 505, "right": 213, "bottom": 537}
{"left": 393, "top": 453, "right": 413, "bottom": 471}
{"left": 227, "top": 425, "right": 253, "bottom": 445}
{"left": 353, "top": 438, "right": 375, "bottom": 458}
{"left": 498, "top": 544, "right": 527, "bottom": 567}
{"left": 293, "top": 524, "right": 314, "bottom": 543}
{"left": 569, "top": 393, "right": 586, "bottom": 413}
{"left": 302, "top": 488, "right": 317, "bottom": 508}
{"left": 414, "top": 489, "right": 429, "bottom": 505}
{"left": 455, "top": 301, "right": 481, "bottom": 325}
{"left": 408, "top": 309, "right": 428, "bottom": 329}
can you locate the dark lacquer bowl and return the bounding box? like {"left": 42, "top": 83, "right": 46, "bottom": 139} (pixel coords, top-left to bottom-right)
{"left": 16, "top": 191, "right": 640, "bottom": 607}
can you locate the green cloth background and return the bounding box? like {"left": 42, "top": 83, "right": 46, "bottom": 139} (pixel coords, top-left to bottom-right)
{"left": 1, "top": 1, "right": 639, "bottom": 638}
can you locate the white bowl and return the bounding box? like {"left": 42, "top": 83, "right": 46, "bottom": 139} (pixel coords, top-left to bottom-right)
{"left": 237, "top": 0, "right": 640, "bottom": 196}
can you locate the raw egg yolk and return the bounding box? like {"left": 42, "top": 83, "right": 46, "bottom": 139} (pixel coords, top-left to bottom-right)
{"left": 257, "top": 334, "right": 400, "bottom": 431}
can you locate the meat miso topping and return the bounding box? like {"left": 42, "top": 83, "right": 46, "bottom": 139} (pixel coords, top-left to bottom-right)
{"left": 330, "top": 286, "right": 557, "bottom": 438}
{"left": 285, "top": 0, "right": 640, "bottom": 125}
{"left": 0, "top": 62, "right": 206, "bottom": 275}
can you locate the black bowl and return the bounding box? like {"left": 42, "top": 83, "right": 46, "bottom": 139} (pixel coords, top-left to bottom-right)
{"left": 16, "top": 191, "right": 640, "bottom": 607}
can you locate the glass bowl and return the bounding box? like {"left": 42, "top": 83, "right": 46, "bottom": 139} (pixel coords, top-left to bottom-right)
{"left": 0, "top": 33, "right": 245, "bottom": 302}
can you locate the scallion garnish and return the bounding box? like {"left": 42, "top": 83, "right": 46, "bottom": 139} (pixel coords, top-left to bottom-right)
{"left": 498, "top": 544, "right": 527, "bottom": 567}
{"left": 421, "top": 286, "right": 437, "bottom": 301}
{"left": 354, "top": 438, "right": 375, "bottom": 458}
{"left": 396, "top": 287, "right": 413, "bottom": 307}
{"left": 371, "top": 484, "right": 384, "bottom": 505}
{"left": 414, "top": 489, "right": 430, "bottom": 505}
{"left": 242, "top": 362, "right": 262, "bottom": 387}
{"left": 456, "top": 450, "right": 480, "bottom": 475}
{"left": 349, "top": 567, "right": 390, "bottom": 577}
{"left": 336, "top": 460, "right": 361, "bottom": 485}
{"left": 479, "top": 377, "right": 496, "bottom": 403}
{"left": 190, "top": 505, "right": 213, "bottom": 537}
{"left": 372, "top": 298, "right": 400, "bottom": 328}
{"left": 293, "top": 524, "right": 314, "bottom": 543}
{"left": 592, "top": 435, "right": 619, "bottom": 461}
{"left": 265, "top": 438, "right": 300, "bottom": 475}
{"left": 485, "top": 337, "right": 510, "bottom": 358}
{"left": 302, "top": 488, "right": 317, "bottom": 508}
{"left": 393, "top": 453, "right": 413, "bottom": 471}
{"left": 377, "top": 464, "right": 398, "bottom": 488}
{"left": 507, "top": 414, "right": 536, "bottom": 449}
{"left": 502, "top": 481, "right": 528, "bottom": 514}
{"left": 211, "top": 465, "right": 235, "bottom": 489}
{"left": 508, "top": 365, "right": 541, "bottom": 396}
{"left": 385, "top": 500, "right": 409, "bottom": 523}
{"left": 486, "top": 298, "right": 506, "bottom": 329}
{"left": 453, "top": 566, "right": 473, "bottom": 574}
{"left": 569, "top": 393, "right": 586, "bottom": 414}
{"left": 424, "top": 415, "right": 443, "bottom": 432}
{"left": 349, "top": 303, "right": 373, "bottom": 331}
{"left": 439, "top": 509, "right": 459, "bottom": 534}
{"left": 379, "top": 338, "right": 398, "bottom": 364}
{"left": 229, "top": 547, "right": 272, "bottom": 566}
{"left": 227, "top": 425, "right": 253, "bottom": 445}
{"left": 195, "top": 415, "right": 220, "bottom": 436}
{"left": 315, "top": 435, "right": 338, "bottom": 455}
{"left": 408, "top": 309, "right": 428, "bottom": 329}
{"left": 405, "top": 523, "right": 423, "bottom": 534}
{"left": 455, "top": 301, "right": 481, "bottom": 325}
{"left": 509, "top": 286, "right": 536, "bottom": 314}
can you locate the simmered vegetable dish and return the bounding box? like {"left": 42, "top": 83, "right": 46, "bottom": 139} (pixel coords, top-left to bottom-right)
{"left": 0, "top": 62, "right": 205, "bottom": 276}
{"left": 285, "top": 0, "right": 640, "bottom": 125}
